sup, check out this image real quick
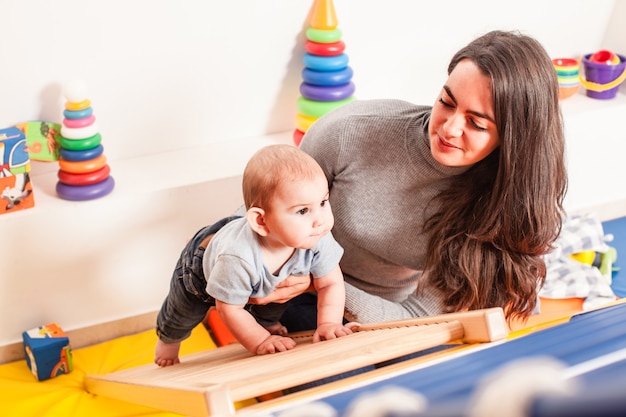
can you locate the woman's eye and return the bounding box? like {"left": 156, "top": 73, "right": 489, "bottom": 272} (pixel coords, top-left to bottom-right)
{"left": 438, "top": 98, "right": 453, "bottom": 108}
{"left": 470, "top": 119, "right": 488, "bottom": 131}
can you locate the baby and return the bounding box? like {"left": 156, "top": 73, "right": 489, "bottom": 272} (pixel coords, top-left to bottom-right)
{"left": 155, "top": 144, "right": 354, "bottom": 366}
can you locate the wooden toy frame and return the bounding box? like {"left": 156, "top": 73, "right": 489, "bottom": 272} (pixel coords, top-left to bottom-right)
{"left": 85, "top": 308, "right": 508, "bottom": 416}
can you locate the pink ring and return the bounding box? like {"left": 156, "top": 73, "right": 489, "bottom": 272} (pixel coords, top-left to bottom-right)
{"left": 63, "top": 114, "right": 96, "bottom": 129}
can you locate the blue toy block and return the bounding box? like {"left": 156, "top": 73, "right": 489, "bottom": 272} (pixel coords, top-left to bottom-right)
{"left": 0, "top": 127, "right": 30, "bottom": 175}
{"left": 22, "top": 323, "right": 73, "bottom": 381}
{"left": 1, "top": 126, "right": 35, "bottom": 214}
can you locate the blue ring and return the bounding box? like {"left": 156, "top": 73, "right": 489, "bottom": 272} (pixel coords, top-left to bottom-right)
{"left": 300, "top": 82, "right": 355, "bottom": 102}
{"left": 63, "top": 107, "right": 93, "bottom": 120}
{"left": 303, "top": 53, "right": 349, "bottom": 72}
{"left": 302, "top": 67, "right": 353, "bottom": 86}
{"left": 56, "top": 176, "right": 115, "bottom": 201}
{"left": 59, "top": 144, "right": 104, "bottom": 162}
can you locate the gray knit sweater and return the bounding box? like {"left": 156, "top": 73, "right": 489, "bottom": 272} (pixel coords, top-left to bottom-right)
{"left": 300, "top": 99, "right": 470, "bottom": 323}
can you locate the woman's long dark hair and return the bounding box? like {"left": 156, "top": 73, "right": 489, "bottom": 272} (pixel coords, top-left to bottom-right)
{"left": 421, "top": 31, "right": 567, "bottom": 321}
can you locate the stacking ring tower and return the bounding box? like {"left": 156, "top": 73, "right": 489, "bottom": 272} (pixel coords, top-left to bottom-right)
{"left": 56, "top": 80, "right": 115, "bottom": 201}
{"left": 294, "top": 0, "right": 356, "bottom": 146}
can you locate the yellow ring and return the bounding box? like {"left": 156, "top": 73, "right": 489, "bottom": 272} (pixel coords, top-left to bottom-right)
{"left": 294, "top": 113, "right": 317, "bottom": 132}
{"left": 65, "top": 100, "right": 91, "bottom": 111}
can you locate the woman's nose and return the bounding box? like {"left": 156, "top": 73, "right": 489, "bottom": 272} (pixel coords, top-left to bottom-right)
{"left": 443, "top": 113, "right": 464, "bottom": 138}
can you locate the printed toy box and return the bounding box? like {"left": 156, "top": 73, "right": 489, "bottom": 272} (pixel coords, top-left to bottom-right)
{"left": 16, "top": 120, "right": 61, "bottom": 162}
{"left": 22, "top": 323, "right": 73, "bottom": 381}
{"left": 0, "top": 126, "right": 35, "bottom": 214}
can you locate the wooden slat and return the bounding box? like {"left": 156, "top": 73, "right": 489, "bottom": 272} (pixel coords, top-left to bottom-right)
{"left": 355, "top": 307, "right": 508, "bottom": 343}
{"left": 83, "top": 379, "right": 226, "bottom": 417}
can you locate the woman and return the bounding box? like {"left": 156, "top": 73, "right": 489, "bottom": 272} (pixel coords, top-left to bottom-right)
{"left": 257, "top": 30, "right": 567, "bottom": 328}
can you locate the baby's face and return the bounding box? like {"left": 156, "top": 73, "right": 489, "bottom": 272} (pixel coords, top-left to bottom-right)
{"left": 263, "top": 175, "right": 334, "bottom": 249}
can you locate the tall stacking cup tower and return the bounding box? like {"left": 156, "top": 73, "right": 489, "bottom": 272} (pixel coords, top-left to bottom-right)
{"left": 56, "top": 80, "right": 115, "bottom": 201}
{"left": 294, "top": 0, "right": 356, "bottom": 146}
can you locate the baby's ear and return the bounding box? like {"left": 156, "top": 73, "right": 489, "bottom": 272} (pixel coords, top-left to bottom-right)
{"left": 246, "top": 207, "right": 269, "bottom": 236}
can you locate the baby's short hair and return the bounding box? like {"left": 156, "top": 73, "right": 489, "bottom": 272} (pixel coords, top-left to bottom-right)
{"left": 242, "top": 144, "right": 325, "bottom": 210}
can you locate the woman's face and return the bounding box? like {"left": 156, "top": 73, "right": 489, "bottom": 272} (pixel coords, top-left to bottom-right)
{"left": 429, "top": 59, "right": 500, "bottom": 167}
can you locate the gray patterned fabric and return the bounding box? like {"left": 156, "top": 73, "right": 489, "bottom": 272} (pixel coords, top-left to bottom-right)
{"left": 540, "top": 212, "right": 616, "bottom": 309}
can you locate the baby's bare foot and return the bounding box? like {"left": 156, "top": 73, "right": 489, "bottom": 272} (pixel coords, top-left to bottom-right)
{"left": 155, "top": 339, "right": 181, "bottom": 367}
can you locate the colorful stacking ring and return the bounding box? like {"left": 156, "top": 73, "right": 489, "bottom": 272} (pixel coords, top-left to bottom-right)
{"left": 63, "top": 114, "right": 96, "bottom": 129}
{"left": 60, "top": 144, "right": 104, "bottom": 162}
{"left": 300, "top": 82, "right": 355, "bottom": 102}
{"left": 59, "top": 154, "right": 107, "bottom": 174}
{"left": 305, "top": 40, "right": 345, "bottom": 56}
{"left": 56, "top": 176, "right": 115, "bottom": 201}
{"left": 302, "top": 67, "right": 353, "bottom": 86}
{"left": 59, "top": 133, "right": 102, "bottom": 151}
{"left": 65, "top": 100, "right": 91, "bottom": 111}
{"left": 58, "top": 164, "right": 111, "bottom": 186}
{"left": 63, "top": 107, "right": 93, "bottom": 119}
{"left": 294, "top": 112, "right": 317, "bottom": 132}
{"left": 293, "top": 129, "right": 305, "bottom": 146}
{"left": 558, "top": 76, "right": 580, "bottom": 86}
{"left": 61, "top": 123, "right": 99, "bottom": 140}
{"left": 303, "top": 53, "right": 349, "bottom": 72}
{"left": 306, "top": 28, "right": 342, "bottom": 44}
{"left": 302, "top": 53, "right": 348, "bottom": 71}
{"left": 296, "top": 96, "right": 354, "bottom": 118}
{"left": 552, "top": 58, "right": 579, "bottom": 75}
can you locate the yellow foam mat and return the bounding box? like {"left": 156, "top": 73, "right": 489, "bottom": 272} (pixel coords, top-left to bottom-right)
{"left": 1, "top": 297, "right": 595, "bottom": 416}
{"left": 2, "top": 324, "right": 216, "bottom": 417}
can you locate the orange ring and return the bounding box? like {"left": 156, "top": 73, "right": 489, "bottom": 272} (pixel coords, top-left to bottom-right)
{"left": 59, "top": 154, "right": 107, "bottom": 174}
{"left": 65, "top": 100, "right": 91, "bottom": 111}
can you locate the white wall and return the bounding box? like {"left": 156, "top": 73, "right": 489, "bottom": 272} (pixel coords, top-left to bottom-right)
{"left": 1, "top": 0, "right": 624, "bottom": 348}
{"left": 0, "top": 0, "right": 616, "bottom": 166}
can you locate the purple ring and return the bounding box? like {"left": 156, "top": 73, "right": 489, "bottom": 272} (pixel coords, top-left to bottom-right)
{"left": 299, "top": 82, "right": 355, "bottom": 102}
{"left": 56, "top": 176, "right": 115, "bottom": 201}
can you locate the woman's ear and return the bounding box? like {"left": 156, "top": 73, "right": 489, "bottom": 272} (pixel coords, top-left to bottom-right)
{"left": 246, "top": 207, "right": 270, "bottom": 236}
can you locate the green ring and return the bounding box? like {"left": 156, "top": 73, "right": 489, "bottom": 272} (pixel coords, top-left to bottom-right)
{"left": 306, "top": 27, "right": 342, "bottom": 44}
{"left": 60, "top": 133, "right": 102, "bottom": 151}
{"left": 297, "top": 96, "right": 355, "bottom": 118}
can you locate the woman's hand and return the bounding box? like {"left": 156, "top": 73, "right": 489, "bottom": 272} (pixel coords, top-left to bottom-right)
{"left": 248, "top": 274, "right": 313, "bottom": 305}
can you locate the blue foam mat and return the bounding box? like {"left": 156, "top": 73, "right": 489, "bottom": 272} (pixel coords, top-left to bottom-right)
{"left": 320, "top": 302, "right": 626, "bottom": 416}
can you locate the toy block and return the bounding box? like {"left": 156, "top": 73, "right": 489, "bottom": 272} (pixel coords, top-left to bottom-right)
{"left": 16, "top": 121, "right": 62, "bottom": 162}
{"left": 22, "top": 323, "right": 73, "bottom": 381}
{"left": 0, "top": 127, "right": 35, "bottom": 214}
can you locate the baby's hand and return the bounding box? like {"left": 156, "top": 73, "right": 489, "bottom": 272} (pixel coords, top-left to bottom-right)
{"left": 255, "top": 335, "right": 297, "bottom": 355}
{"left": 313, "top": 322, "right": 358, "bottom": 342}
{"left": 264, "top": 322, "right": 288, "bottom": 336}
